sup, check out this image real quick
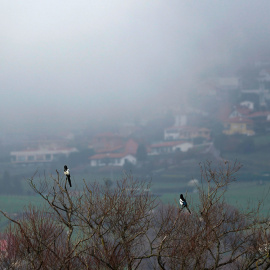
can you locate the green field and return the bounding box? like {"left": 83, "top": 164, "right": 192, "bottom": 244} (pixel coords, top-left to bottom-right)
{"left": 1, "top": 173, "right": 269, "bottom": 218}
{"left": 1, "top": 152, "right": 270, "bottom": 231}
{"left": 0, "top": 195, "right": 44, "bottom": 213}
{"left": 159, "top": 181, "right": 270, "bottom": 215}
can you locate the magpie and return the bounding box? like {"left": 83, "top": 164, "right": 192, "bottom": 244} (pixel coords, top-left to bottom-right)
{"left": 179, "top": 194, "right": 191, "bottom": 213}
{"left": 64, "top": 165, "right": 72, "bottom": 187}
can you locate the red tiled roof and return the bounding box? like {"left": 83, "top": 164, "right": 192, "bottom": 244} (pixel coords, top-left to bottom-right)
{"left": 224, "top": 117, "right": 253, "bottom": 124}
{"left": 248, "top": 111, "right": 270, "bottom": 118}
{"left": 235, "top": 105, "right": 253, "bottom": 115}
{"left": 90, "top": 139, "right": 139, "bottom": 160}
{"left": 94, "top": 139, "right": 138, "bottom": 155}
{"left": 96, "top": 145, "right": 124, "bottom": 154}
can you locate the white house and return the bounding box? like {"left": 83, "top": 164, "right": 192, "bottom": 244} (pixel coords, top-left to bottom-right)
{"left": 10, "top": 147, "right": 78, "bottom": 163}
{"left": 90, "top": 153, "right": 136, "bottom": 167}
{"left": 149, "top": 141, "right": 193, "bottom": 155}
{"left": 240, "top": 101, "right": 254, "bottom": 111}
{"left": 216, "top": 77, "right": 240, "bottom": 91}
{"left": 172, "top": 142, "right": 193, "bottom": 152}
{"left": 164, "top": 126, "right": 210, "bottom": 141}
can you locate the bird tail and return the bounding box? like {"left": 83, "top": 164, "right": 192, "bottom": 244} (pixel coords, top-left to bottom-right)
{"left": 67, "top": 176, "right": 72, "bottom": 187}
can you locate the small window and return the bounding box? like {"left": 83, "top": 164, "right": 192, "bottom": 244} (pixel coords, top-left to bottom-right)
{"left": 36, "top": 155, "right": 44, "bottom": 161}
{"left": 18, "top": 156, "right": 26, "bottom": 162}
{"left": 28, "top": 156, "right": 35, "bottom": 161}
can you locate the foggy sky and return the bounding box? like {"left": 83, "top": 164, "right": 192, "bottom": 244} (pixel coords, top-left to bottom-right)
{"left": 1, "top": 1, "right": 270, "bottom": 135}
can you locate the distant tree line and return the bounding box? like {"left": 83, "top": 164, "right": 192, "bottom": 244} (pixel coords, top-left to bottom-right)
{"left": 1, "top": 161, "right": 270, "bottom": 269}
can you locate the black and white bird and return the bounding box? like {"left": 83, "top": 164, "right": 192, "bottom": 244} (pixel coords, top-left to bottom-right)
{"left": 179, "top": 194, "right": 191, "bottom": 213}
{"left": 64, "top": 165, "right": 72, "bottom": 187}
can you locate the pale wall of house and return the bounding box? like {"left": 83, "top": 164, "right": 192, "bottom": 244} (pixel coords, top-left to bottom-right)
{"left": 172, "top": 143, "right": 193, "bottom": 152}
{"left": 164, "top": 129, "right": 210, "bottom": 141}
{"left": 10, "top": 148, "right": 77, "bottom": 163}
{"left": 223, "top": 123, "right": 255, "bottom": 136}
{"left": 90, "top": 155, "right": 137, "bottom": 167}
{"left": 149, "top": 143, "right": 193, "bottom": 155}
{"left": 151, "top": 146, "right": 175, "bottom": 155}
{"left": 164, "top": 131, "right": 179, "bottom": 140}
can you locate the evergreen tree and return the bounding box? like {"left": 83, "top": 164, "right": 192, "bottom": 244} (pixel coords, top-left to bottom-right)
{"left": 136, "top": 144, "right": 147, "bottom": 162}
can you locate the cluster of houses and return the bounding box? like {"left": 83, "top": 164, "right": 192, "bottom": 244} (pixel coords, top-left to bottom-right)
{"left": 10, "top": 64, "right": 270, "bottom": 168}
{"left": 222, "top": 105, "right": 270, "bottom": 136}
{"left": 88, "top": 127, "right": 210, "bottom": 167}
{"left": 10, "top": 126, "right": 209, "bottom": 168}
{"left": 196, "top": 63, "right": 270, "bottom": 137}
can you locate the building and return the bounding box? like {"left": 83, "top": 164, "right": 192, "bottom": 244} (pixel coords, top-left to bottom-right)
{"left": 89, "top": 139, "right": 139, "bottom": 167}
{"left": 89, "top": 133, "right": 124, "bottom": 153}
{"left": 229, "top": 105, "right": 253, "bottom": 119}
{"left": 240, "top": 101, "right": 254, "bottom": 111}
{"left": 223, "top": 117, "right": 254, "bottom": 136}
{"left": 248, "top": 111, "right": 270, "bottom": 133}
{"left": 164, "top": 126, "right": 211, "bottom": 141}
{"left": 217, "top": 77, "right": 240, "bottom": 91}
{"left": 149, "top": 141, "right": 193, "bottom": 155}
{"left": 10, "top": 147, "right": 78, "bottom": 164}
{"left": 90, "top": 153, "right": 136, "bottom": 167}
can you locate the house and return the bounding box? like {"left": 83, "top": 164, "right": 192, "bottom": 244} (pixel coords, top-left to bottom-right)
{"left": 164, "top": 126, "right": 211, "bottom": 141}
{"left": 90, "top": 153, "right": 136, "bottom": 167}
{"left": 229, "top": 105, "right": 252, "bottom": 119}
{"left": 149, "top": 141, "right": 193, "bottom": 155}
{"left": 240, "top": 87, "right": 269, "bottom": 108}
{"left": 247, "top": 111, "right": 270, "bottom": 132}
{"left": 248, "top": 111, "right": 270, "bottom": 121}
{"left": 216, "top": 77, "right": 240, "bottom": 91}
{"left": 240, "top": 101, "right": 254, "bottom": 111}
{"left": 89, "top": 133, "right": 124, "bottom": 153}
{"left": 89, "top": 139, "right": 139, "bottom": 167}
{"left": 223, "top": 117, "right": 254, "bottom": 136}
{"left": 10, "top": 147, "right": 78, "bottom": 164}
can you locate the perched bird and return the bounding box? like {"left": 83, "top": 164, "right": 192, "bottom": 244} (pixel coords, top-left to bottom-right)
{"left": 179, "top": 194, "right": 191, "bottom": 214}
{"left": 64, "top": 165, "right": 72, "bottom": 187}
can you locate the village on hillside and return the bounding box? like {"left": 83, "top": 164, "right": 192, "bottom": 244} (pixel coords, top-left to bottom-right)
{"left": 4, "top": 62, "right": 270, "bottom": 177}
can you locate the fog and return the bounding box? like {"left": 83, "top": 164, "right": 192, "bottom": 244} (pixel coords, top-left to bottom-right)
{"left": 1, "top": 0, "right": 270, "bottom": 135}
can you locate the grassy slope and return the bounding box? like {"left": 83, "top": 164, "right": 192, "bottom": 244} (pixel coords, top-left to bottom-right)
{"left": 0, "top": 172, "right": 270, "bottom": 232}
{"left": 0, "top": 195, "right": 44, "bottom": 213}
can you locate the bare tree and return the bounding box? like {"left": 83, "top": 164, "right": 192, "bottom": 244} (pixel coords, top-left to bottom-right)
{"left": 0, "top": 172, "right": 158, "bottom": 269}
{"left": 0, "top": 161, "right": 270, "bottom": 269}
{"left": 75, "top": 176, "right": 158, "bottom": 270}
{"left": 153, "top": 160, "right": 270, "bottom": 270}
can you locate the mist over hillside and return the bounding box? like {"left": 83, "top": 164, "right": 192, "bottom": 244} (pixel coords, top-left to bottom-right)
{"left": 1, "top": 1, "right": 270, "bottom": 137}
{"left": 1, "top": 2, "right": 270, "bottom": 211}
